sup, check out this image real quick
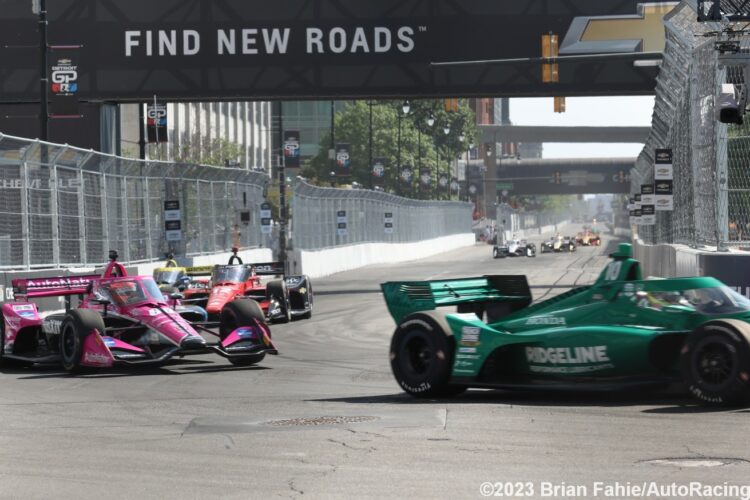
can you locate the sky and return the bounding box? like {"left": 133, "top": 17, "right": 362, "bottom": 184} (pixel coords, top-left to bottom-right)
{"left": 509, "top": 96, "right": 655, "bottom": 159}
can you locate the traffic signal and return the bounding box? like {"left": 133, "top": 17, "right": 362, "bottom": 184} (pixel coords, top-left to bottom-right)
{"left": 541, "top": 33, "right": 559, "bottom": 83}
{"left": 553, "top": 96, "right": 566, "bottom": 113}
{"left": 554, "top": 172, "right": 562, "bottom": 184}
{"left": 444, "top": 98, "right": 460, "bottom": 113}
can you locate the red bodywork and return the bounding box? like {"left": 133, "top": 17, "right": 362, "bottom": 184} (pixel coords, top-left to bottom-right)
{"left": 206, "top": 268, "right": 271, "bottom": 316}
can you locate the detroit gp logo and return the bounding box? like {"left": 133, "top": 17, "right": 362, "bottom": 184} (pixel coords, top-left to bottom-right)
{"left": 336, "top": 151, "right": 350, "bottom": 168}
{"left": 284, "top": 139, "right": 300, "bottom": 158}
{"left": 50, "top": 58, "right": 78, "bottom": 95}
{"left": 372, "top": 162, "right": 385, "bottom": 178}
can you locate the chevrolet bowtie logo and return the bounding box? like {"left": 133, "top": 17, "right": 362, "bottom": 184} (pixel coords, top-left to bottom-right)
{"left": 560, "top": 2, "right": 678, "bottom": 55}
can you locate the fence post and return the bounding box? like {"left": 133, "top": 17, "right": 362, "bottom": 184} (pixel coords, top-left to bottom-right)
{"left": 50, "top": 163, "right": 60, "bottom": 267}
{"left": 21, "top": 161, "right": 30, "bottom": 270}
{"left": 77, "top": 167, "right": 87, "bottom": 265}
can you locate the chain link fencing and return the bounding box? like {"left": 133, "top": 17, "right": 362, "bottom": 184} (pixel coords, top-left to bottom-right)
{"left": 632, "top": 2, "right": 741, "bottom": 248}
{"left": 291, "top": 181, "right": 473, "bottom": 250}
{"left": 0, "top": 134, "right": 269, "bottom": 270}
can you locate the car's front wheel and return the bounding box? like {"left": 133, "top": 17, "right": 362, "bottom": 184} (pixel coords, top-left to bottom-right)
{"left": 390, "top": 311, "right": 466, "bottom": 398}
{"left": 220, "top": 300, "right": 268, "bottom": 366}
{"left": 60, "top": 309, "right": 105, "bottom": 374}
{"left": 681, "top": 320, "right": 750, "bottom": 406}
{"left": 267, "top": 280, "right": 291, "bottom": 323}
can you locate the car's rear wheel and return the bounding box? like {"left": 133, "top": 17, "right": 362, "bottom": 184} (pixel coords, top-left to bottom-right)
{"left": 299, "top": 278, "right": 313, "bottom": 320}
{"left": 60, "top": 309, "right": 105, "bottom": 374}
{"left": 681, "top": 320, "right": 750, "bottom": 406}
{"left": 220, "top": 300, "right": 268, "bottom": 366}
{"left": 390, "top": 311, "right": 466, "bottom": 398}
{"left": 267, "top": 280, "right": 291, "bottom": 323}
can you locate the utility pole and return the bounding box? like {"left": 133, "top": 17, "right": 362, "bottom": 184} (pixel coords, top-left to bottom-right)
{"left": 277, "top": 102, "right": 287, "bottom": 269}
{"left": 38, "top": 0, "right": 48, "bottom": 141}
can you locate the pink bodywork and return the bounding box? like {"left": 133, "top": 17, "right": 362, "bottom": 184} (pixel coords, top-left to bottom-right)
{"left": 5, "top": 259, "right": 270, "bottom": 367}
{"left": 1, "top": 303, "right": 41, "bottom": 352}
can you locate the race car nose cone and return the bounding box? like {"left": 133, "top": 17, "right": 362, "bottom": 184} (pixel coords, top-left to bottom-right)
{"left": 181, "top": 335, "right": 207, "bottom": 349}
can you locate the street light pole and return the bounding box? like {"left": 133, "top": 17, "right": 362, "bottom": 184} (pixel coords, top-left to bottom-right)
{"left": 397, "top": 112, "right": 402, "bottom": 196}
{"left": 368, "top": 100, "right": 373, "bottom": 189}
{"left": 329, "top": 100, "right": 335, "bottom": 181}
{"left": 38, "top": 0, "right": 48, "bottom": 141}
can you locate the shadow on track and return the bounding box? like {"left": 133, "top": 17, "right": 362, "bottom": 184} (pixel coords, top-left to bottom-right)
{"left": 4, "top": 358, "right": 270, "bottom": 379}
{"left": 310, "top": 389, "right": 743, "bottom": 413}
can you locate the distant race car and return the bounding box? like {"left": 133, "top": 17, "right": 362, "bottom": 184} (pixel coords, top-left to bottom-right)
{"left": 153, "top": 265, "right": 211, "bottom": 308}
{"left": 541, "top": 235, "right": 576, "bottom": 253}
{"left": 204, "top": 250, "right": 313, "bottom": 323}
{"left": 1, "top": 251, "right": 277, "bottom": 373}
{"left": 493, "top": 239, "right": 536, "bottom": 258}
{"left": 576, "top": 230, "right": 602, "bottom": 246}
{"left": 382, "top": 243, "right": 750, "bottom": 406}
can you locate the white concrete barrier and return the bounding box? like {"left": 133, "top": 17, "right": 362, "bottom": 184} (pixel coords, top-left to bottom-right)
{"left": 132, "top": 248, "right": 273, "bottom": 276}
{"left": 633, "top": 240, "right": 701, "bottom": 278}
{"left": 287, "top": 233, "right": 475, "bottom": 278}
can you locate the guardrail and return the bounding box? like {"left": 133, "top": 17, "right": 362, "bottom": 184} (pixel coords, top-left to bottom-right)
{"left": 0, "top": 134, "right": 270, "bottom": 270}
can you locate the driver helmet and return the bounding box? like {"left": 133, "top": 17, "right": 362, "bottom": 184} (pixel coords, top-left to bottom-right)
{"left": 110, "top": 281, "right": 138, "bottom": 302}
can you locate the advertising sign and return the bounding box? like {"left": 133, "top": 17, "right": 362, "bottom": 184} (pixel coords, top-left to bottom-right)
{"left": 283, "top": 130, "right": 301, "bottom": 169}
{"left": 49, "top": 48, "right": 80, "bottom": 116}
{"left": 400, "top": 166, "right": 413, "bottom": 190}
{"left": 147, "top": 102, "right": 168, "bottom": 143}
{"left": 419, "top": 168, "right": 432, "bottom": 189}
{"left": 438, "top": 173, "right": 449, "bottom": 192}
{"left": 335, "top": 143, "right": 351, "bottom": 177}
{"left": 655, "top": 179, "right": 674, "bottom": 211}
{"left": 372, "top": 157, "right": 386, "bottom": 187}
{"left": 1, "top": 1, "right": 663, "bottom": 103}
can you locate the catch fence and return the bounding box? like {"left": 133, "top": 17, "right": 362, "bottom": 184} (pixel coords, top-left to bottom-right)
{"left": 0, "top": 134, "right": 269, "bottom": 269}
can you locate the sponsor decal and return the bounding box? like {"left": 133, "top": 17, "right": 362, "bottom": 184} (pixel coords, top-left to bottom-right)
{"left": 83, "top": 352, "right": 111, "bottom": 365}
{"left": 623, "top": 283, "right": 635, "bottom": 297}
{"left": 525, "top": 316, "right": 566, "bottom": 326}
{"left": 460, "top": 326, "right": 481, "bottom": 346}
{"left": 235, "top": 327, "right": 256, "bottom": 339}
{"left": 102, "top": 337, "right": 117, "bottom": 348}
{"left": 11, "top": 304, "right": 34, "bottom": 312}
{"left": 18, "top": 311, "right": 37, "bottom": 319}
{"left": 526, "top": 345, "right": 613, "bottom": 374}
{"left": 458, "top": 347, "right": 477, "bottom": 354}
{"left": 42, "top": 319, "right": 63, "bottom": 335}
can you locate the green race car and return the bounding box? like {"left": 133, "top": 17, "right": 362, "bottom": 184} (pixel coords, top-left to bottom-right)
{"left": 381, "top": 243, "right": 750, "bottom": 406}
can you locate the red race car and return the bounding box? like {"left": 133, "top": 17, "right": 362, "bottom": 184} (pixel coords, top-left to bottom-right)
{"left": 205, "top": 251, "right": 313, "bottom": 323}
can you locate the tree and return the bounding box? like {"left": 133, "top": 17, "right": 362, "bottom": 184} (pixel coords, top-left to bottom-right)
{"left": 172, "top": 134, "right": 245, "bottom": 167}
{"left": 309, "top": 99, "right": 478, "bottom": 198}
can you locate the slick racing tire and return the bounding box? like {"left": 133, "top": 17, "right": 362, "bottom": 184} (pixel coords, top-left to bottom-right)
{"left": 569, "top": 243, "right": 576, "bottom": 252}
{"left": 680, "top": 320, "right": 750, "bottom": 406}
{"left": 526, "top": 246, "right": 535, "bottom": 258}
{"left": 390, "top": 311, "right": 466, "bottom": 398}
{"left": 60, "top": 309, "right": 105, "bottom": 374}
{"left": 299, "top": 277, "right": 313, "bottom": 320}
{"left": 492, "top": 247, "right": 499, "bottom": 259}
{"left": 220, "top": 299, "right": 268, "bottom": 366}
{"left": 0, "top": 313, "right": 32, "bottom": 369}
{"left": 267, "top": 280, "right": 291, "bottom": 323}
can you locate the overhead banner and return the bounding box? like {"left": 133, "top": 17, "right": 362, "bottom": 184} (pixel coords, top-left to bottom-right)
{"left": 495, "top": 159, "right": 633, "bottom": 195}
{"left": 283, "top": 130, "right": 301, "bottom": 169}
{"left": 49, "top": 48, "right": 80, "bottom": 116}
{"left": 1, "top": 1, "right": 667, "bottom": 103}
{"left": 146, "top": 101, "right": 168, "bottom": 143}
{"left": 372, "top": 157, "right": 386, "bottom": 187}
{"left": 334, "top": 143, "right": 351, "bottom": 177}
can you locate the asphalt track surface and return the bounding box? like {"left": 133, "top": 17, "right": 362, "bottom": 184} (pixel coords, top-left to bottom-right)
{"left": 2, "top": 229, "right": 750, "bottom": 500}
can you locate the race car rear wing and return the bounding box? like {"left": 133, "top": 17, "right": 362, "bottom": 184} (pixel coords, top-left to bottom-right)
{"left": 249, "top": 262, "right": 285, "bottom": 276}
{"left": 185, "top": 265, "right": 214, "bottom": 277}
{"left": 12, "top": 274, "right": 100, "bottom": 298}
{"left": 381, "top": 275, "right": 532, "bottom": 324}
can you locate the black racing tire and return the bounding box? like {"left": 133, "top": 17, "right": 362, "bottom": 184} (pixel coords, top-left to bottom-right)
{"left": 680, "top": 320, "right": 750, "bottom": 406}
{"left": 220, "top": 299, "right": 268, "bottom": 366}
{"left": 299, "top": 277, "right": 313, "bottom": 320}
{"left": 390, "top": 311, "right": 466, "bottom": 398}
{"left": 492, "top": 247, "right": 499, "bottom": 259}
{"left": 0, "top": 312, "right": 32, "bottom": 369}
{"left": 569, "top": 243, "right": 576, "bottom": 252}
{"left": 267, "top": 280, "right": 291, "bottom": 323}
{"left": 60, "top": 309, "right": 105, "bottom": 374}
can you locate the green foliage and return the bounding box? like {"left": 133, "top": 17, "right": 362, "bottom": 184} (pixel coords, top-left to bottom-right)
{"left": 309, "top": 99, "right": 477, "bottom": 197}
{"left": 172, "top": 135, "right": 245, "bottom": 167}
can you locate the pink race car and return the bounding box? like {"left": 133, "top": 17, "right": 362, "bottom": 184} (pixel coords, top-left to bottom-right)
{"left": 0, "top": 251, "right": 277, "bottom": 373}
